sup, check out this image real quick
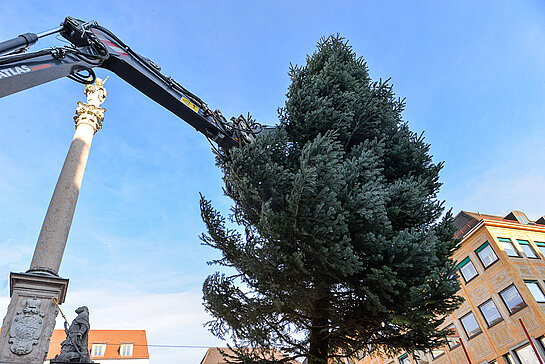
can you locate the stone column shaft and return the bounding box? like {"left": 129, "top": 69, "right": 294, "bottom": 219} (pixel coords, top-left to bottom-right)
{"left": 27, "top": 79, "right": 106, "bottom": 276}
{"left": 28, "top": 122, "right": 96, "bottom": 276}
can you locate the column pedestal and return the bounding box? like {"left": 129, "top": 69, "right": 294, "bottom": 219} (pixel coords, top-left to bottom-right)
{"left": 0, "top": 273, "right": 69, "bottom": 364}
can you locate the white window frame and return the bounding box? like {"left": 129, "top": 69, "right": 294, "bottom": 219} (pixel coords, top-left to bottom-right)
{"left": 120, "top": 343, "right": 134, "bottom": 357}
{"left": 91, "top": 343, "right": 107, "bottom": 357}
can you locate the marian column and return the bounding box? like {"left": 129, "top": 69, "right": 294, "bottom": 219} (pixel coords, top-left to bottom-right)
{"left": 0, "top": 78, "right": 107, "bottom": 364}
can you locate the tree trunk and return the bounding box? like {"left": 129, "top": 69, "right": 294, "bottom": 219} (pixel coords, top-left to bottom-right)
{"left": 309, "top": 289, "right": 330, "bottom": 364}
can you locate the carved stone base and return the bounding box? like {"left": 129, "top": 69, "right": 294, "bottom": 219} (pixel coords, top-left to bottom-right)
{"left": 0, "top": 272, "right": 69, "bottom": 364}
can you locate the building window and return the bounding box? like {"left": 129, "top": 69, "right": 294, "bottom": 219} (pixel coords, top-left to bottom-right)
{"left": 534, "top": 242, "right": 545, "bottom": 257}
{"left": 430, "top": 347, "right": 445, "bottom": 359}
{"left": 539, "top": 336, "right": 545, "bottom": 352}
{"left": 513, "top": 211, "right": 530, "bottom": 224}
{"left": 514, "top": 343, "right": 541, "bottom": 363}
{"left": 120, "top": 343, "right": 133, "bottom": 357}
{"left": 460, "top": 312, "right": 482, "bottom": 339}
{"left": 91, "top": 343, "right": 106, "bottom": 357}
{"left": 504, "top": 352, "right": 516, "bottom": 363}
{"left": 398, "top": 353, "right": 410, "bottom": 364}
{"left": 413, "top": 350, "right": 429, "bottom": 363}
{"left": 497, "top": 237, "right": 520, "bottom": 257}
{"left": 525, "top": 280, "right": 545, "bottom": 303}
{"left": 475, "top": 241, "right": 498, "bottom": 269}
{"left": 517, "top": 240, "right": 539, "bottom": 259}
{"left": 478, "top": 299, "right": 503, "bottom": 327}
{"left": 499, "top": 284, "right": 526, "bottom": 314}
{"left": 458, "top": 257, "right": 478, "bottom": 283}
{"left": 446, "top": 324, "right": 461, "bottom": 349}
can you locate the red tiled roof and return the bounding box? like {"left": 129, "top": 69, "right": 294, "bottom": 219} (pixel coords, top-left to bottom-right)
{"left": 463, "top": 211, "right": 513, "bottom": 223}
{"left": 47, "top": 329, "right": 149, "bottom": 360}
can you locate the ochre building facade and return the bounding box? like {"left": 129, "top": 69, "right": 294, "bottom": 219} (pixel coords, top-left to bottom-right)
{"left": 359, "top": 210, "right": 545, "bottom": 364}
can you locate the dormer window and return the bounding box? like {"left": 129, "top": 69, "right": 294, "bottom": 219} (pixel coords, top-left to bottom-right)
{"left": 505, "top": 211, "right": 530, "bottom": 224}
{"left": 120, "top": 343, "right": 133, "bottom": 357}
{"left": 91, "top": 343, "right": 106, "bottom": 357}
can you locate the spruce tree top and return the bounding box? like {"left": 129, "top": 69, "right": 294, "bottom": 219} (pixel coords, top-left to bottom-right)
{"left": 201, "top": 35, "right": 462, "bottom": 363}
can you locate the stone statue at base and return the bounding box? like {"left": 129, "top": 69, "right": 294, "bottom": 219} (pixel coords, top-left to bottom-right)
{"left": 51, "top": 306, "right": 94, "bottom": 363}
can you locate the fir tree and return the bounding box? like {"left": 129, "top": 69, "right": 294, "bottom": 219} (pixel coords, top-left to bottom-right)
{"left": 200, "top": 35, "right": 462, "bottom": 364}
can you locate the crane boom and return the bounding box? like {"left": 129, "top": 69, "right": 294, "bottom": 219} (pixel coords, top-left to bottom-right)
{"left": 0, "top": 16, "right": 266, "bottom": 151}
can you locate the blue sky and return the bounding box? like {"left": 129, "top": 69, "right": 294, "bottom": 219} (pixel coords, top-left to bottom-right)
{"left": 1, "top": 1, "right": 545, "bottom": 363}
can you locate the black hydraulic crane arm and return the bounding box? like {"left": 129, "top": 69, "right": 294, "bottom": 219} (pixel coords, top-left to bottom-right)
{"left": 0, "top": 16, "right": 265, "bottom": 151}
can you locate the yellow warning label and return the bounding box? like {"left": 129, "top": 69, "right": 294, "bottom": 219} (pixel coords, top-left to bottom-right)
{"left": 181, "top": 97, "right": 199, "bottom": 113}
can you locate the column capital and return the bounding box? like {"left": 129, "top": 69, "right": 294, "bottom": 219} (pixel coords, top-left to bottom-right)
{"left": 74, "top": 102, "right": 105, "bottom": 133}
{"left": 73, "top": 76, "right": 108, "bottom": 133}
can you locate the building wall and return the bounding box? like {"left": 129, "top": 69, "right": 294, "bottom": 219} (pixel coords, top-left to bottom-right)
{"left": 358, "top": 217, "right": 545, "bottom": 364}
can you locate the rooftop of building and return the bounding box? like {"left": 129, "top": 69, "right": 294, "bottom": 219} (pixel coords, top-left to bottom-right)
{"left": 200, "top": 347, "right": 302, "bottom": 364}
{"left": 453, "top": 210, "right": 545, "bottom": 240}
{"left": 46, "top": 329, "right": 149, "bottom": 360}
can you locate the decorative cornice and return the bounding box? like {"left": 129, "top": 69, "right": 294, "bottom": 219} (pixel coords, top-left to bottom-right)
{"left": 482, "top": 219, "right": 545, "bottom": 233}
{"left": 459, "top": 217, "right": 545, "bottom": 245}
